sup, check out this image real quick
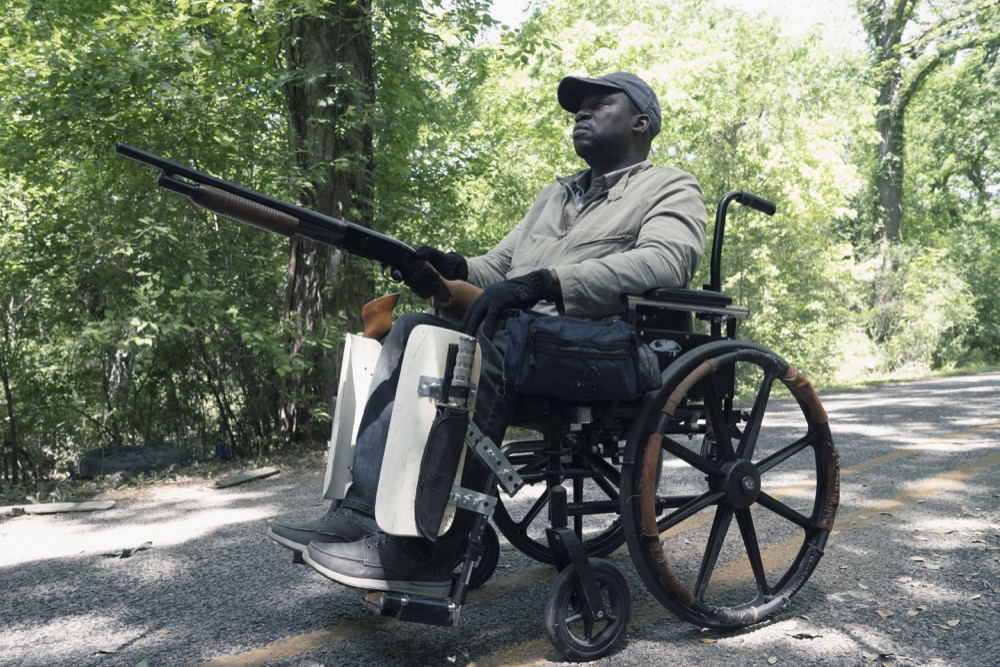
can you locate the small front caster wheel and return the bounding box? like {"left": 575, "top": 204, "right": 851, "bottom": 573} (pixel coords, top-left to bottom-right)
{"left": 544, "top": 558, "right": 632, "bottom": 661}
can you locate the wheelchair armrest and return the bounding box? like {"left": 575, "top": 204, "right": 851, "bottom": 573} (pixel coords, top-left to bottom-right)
{"left": 627, "top": 288, "right": 749, "bottom": 320}
{"left": 641, "top": 288, "right": 732, "bottom": 308}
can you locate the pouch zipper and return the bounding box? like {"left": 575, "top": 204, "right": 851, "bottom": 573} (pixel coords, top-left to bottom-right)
{"left": 527, "top": 329, "right": 632, "bottom": 366}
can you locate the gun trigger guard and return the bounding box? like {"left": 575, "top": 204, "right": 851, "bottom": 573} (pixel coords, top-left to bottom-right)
{"left": 378, "top": 263, "right": 400, "bottom": 281}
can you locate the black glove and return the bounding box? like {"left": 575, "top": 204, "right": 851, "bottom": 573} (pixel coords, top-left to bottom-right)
{"left": 402, "top": 246, "right": 468, "bottom": 299}
{"left": 414, "top": 246, "right": 468, "bottom": 281}
{"left": 460, "top": 269, "right": 554, "bottom": 336}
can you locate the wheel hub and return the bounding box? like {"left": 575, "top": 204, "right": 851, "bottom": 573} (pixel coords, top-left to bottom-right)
{"left": 720, "top": 460, "right": 761, "bottom": 508}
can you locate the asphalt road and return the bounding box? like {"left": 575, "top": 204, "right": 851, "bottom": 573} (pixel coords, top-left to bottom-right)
{"left": 2, "top": 372, "right": 999, "bottom": 667}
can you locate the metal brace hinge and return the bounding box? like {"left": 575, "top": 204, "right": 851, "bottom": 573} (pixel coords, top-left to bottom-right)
{"left": 448, "top": 487, "right": 496, "bottom": 516}
{"left": 466, "top": 422, "right": 523, "bottom": 496}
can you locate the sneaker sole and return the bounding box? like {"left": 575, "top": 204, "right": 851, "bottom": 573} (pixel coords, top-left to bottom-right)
{"left": 302, "top": 550, "right": 453, "bottom": 598}
{"left": 267, "top": 528, "right": 306, "bottom": 553}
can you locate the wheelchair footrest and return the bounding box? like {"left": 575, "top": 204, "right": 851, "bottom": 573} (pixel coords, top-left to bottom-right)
{"left": 364, "top": 590, "right": 462, "bottom": 627}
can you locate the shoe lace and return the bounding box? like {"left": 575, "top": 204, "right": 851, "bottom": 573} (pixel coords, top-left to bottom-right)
{"left": 362, "top": 532, "right": 389, "bottom": 549}
{"left": 321, "top": 506, "right": 348, "bottom": 521}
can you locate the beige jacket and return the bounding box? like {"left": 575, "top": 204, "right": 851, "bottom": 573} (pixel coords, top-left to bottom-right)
{"left": 466, "top": 161, "right": 707, "bottom": 318}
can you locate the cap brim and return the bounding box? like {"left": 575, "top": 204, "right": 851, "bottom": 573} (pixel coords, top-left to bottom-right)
{"left": 557, "top": 76, "right": 623, "bottom": 113}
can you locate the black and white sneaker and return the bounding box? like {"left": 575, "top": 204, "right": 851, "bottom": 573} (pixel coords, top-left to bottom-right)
{"left": 267, "top": 507, "right": 373, "bottom": 553}
{"left": 304, "top": 532, "right": 454, "bottom": 597}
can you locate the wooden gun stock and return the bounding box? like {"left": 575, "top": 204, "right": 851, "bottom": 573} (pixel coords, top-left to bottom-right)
{"left": 361, "top": 293, "right": 401, "bottom": 340}
{"left": 359, "top": 280, "right": 482, "bottom": 341}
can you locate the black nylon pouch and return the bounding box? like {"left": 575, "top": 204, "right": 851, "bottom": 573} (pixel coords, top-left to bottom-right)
{"left": 504, "top": 312, "right": 661, "bottom": 403}
{"left": 414, "top": 408, "right": 469, "bottom": 541}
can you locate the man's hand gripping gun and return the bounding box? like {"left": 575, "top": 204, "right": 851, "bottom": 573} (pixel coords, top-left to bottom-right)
{"left": 115, "top": 143, "right": 481, "bottom": 334}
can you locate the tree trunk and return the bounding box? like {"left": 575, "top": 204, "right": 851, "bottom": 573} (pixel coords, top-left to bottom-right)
{"left": 1, "top": 295, "right": 20, "bottom": 483}
{"left": 280, "top": 2, "right": 376, "bottom": 441}
{"left": 1, "top": 367, "right": 17, "bottom": 484}
{"left": 875, "top": 75, "right": 905, "bottom": 247}
{"left": 863, "top": 0, "right": 914, "bottom": 250}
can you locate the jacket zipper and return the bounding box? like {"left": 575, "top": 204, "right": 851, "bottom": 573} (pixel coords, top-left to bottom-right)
{"left": 571, "top": 234, "right": 634, "bottom": 250}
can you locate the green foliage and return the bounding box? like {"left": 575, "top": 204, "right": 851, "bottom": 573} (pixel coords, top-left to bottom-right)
{"left": 870, "top": 247, "right": 979, "bottom": 373}
{"left": 2, "top": 0, "right": 997, "bottom": 482}
{"left": 0, "top": 0, "right": 292, "bottom": 479}
{"left": 903, "top": 42, "right": 1000, "bottom": 363}
{"left": 848, "top": 0, "right": 1000, "bottom": 374}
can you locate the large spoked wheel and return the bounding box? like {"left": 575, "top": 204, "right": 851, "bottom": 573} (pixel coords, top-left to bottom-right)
{"left": 493, "top": 445, "right": 625, "bottom": 564}
{"left": 621, "top": 340, "right": 839, "bottom": 629}
{"left": 544, "top": 559, "right": 632, "bottom": 662}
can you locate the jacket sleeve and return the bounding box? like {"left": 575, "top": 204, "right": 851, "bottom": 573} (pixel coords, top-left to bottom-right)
{"left": 557, "top": 169, "right": 707, "bottom": 318}
{"left": 465, "top": 183, "right": 561, "bottom": 288}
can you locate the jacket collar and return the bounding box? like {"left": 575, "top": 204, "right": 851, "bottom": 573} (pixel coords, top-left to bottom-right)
{"left": 559, "top": 160, "right": 653, "bottom": 203}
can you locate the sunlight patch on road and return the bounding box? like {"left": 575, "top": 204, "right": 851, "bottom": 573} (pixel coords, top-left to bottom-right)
{"left": 0, "top": 482, "right": 290, "bottom": 567}
{"left": 191, "top": 420, "right": 1000, "bottom": 666}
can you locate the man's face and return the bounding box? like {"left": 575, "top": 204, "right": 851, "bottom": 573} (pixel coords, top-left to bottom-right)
{"left": 571, "top": 89, "right": 639, "bottom": 168}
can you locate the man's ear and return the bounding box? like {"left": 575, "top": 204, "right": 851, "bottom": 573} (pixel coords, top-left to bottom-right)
{"left": 632, "top": 114, "right": 650, "bottom": 135}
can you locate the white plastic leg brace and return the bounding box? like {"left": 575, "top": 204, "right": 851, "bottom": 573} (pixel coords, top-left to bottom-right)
{"left": 322, "top": 334, "right": 382, "bottom": 501}
{"left": 375, "top": 325, "right": 481, "bottom": 537}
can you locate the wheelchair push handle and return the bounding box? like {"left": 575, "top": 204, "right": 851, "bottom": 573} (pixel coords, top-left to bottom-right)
{"left": 709, "top": 190, "right": 777, "bottom": 293}
{"left": 734, "top": 190, "right": 776, "bottom": 217}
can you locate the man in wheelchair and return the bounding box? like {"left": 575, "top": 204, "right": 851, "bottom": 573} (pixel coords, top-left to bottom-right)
{"left": 268, "top": 71, "right": 708, "bottom": 596}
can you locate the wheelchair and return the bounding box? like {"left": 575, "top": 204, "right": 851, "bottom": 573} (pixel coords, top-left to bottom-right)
{"left": 320, "top": 190, "right": 840, "bottom": 662}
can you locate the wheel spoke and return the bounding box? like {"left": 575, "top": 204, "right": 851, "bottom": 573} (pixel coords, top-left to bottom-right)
{"left": 756, "top": 432, "right": 820, "bottom": 475}
{"left": 737, "top": 370, "right": 778, "bottom": 460}
{"left": 582, "top": 613, "right": 594, "bottom": 639}
{"left": 655, "top": 494, "right": 700, "bottom": 511}
{"left": 756, "top": 492, "right": 818, "bottom": 530}
{"left": 694, "top": 505, "right": 734, "bottom": 601}
{"left": 515, "top": 491, "right": 549, "bottom": 534}
{"left": 659, "top": 434, "right": 723, "bottom": 476}
{"left": 702, "top": 377, "right": 737, "bottom": 463}
{"left": 579, "top": 453, "right": 621, "bottom": 501}
{"left": 659, "top": 489, "right": 726, "bottom": 532}
{"left": 580, "top": 451, "right": 622, "bottom": 488}
{"left": 591, "top": 473, "right": 619, "bottom": 501}
{"left": 735, "top": 508, "right": 769, "bottom": 597}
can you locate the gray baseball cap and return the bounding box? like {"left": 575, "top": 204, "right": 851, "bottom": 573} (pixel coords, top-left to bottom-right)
{"left": 557, "top": 72, "right": 661, "bottom": 138}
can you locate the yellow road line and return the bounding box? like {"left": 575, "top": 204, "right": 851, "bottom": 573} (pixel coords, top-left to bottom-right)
{"left": 839, "top": 418, "right": 1000, "bottom": 476}
{"left": 199, "top": 420, "right": 1000, "bottom": 666}
{"left": 196, "top": 617, "right": 399, "bottom": 667}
